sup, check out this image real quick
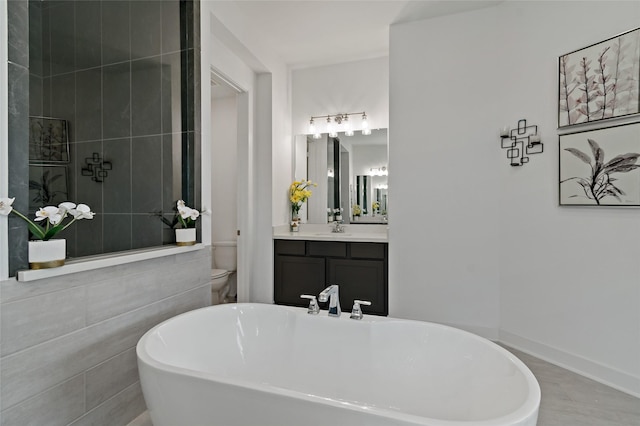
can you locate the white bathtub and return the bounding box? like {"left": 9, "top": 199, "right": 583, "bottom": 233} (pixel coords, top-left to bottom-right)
{"left": 137, "top": 303, "right": 540, "bottom": 426}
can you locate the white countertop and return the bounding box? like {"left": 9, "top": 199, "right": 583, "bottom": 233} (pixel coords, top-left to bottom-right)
{"left": 273, "top": 224, "right": 388, "bottom": 243}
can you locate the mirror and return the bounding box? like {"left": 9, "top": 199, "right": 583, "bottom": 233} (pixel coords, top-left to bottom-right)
{"left": 294, "top": 129, "right": 388, "bottom": 224}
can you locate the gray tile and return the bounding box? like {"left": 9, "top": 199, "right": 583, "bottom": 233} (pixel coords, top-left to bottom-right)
{"left": 161, "top": 134, "right": 178, "bottom": 211}
{"left": 49, "top": 1, "right": 75, "bottom": 75}
{"left": 0, "top": 287, "right": 86, "bottom": 357}
{"left": 74, "top": 1, "right": 101, "bottom": 70}
{"left": 131, "top": 58, "right": 162, "bottom": 136}
{"left": 85, "top": 348, "right": 139, "bottom": 411}
{"left": 132, "top": 136, "right": 162, "bottom": 213}
{"left": 102, "top": 0, "right": 130, "bottom": 66}
{"left": 70, "top": 382, "right": 146, "bottom": 426}
{"left": 0, "top": 375, "right": 84, "bottom": 426}
{"left": 161, "top": 1, "right": 181, "bottom": 54}
{"left": 28, "top": 2, "right": 43, "bottom": 77}
{"left": 103, "top": 138, "right": 131, "bottom": 214}
{"left": 75, "top": 68, "right": 102, "bottom": 142}
{"left": 160, "top": 53, "right": 181, "bottom": 134}
{"left": 29, "top": 74, "right": 43, "bottom": 116}
{"left": 131, "top": 215, "right": 163, "bottom": 250}
{"left": 131, "top": 1, "right": 161, "bottom": 60}
{"left": 41, "top": 4, "right": 51, "bottom": 78}
{"left": 103, "top": 214, "right": 132, "bottom": 253}
{"left": 7, "top": 0, "right": 29, "bottom": 68}
{"left": 103, "top": 62, "right": 131, "bottom": 139}
{"left": 74, "top": 214, "right": 104, "bottom": 257}
{"left": 49, "top": 73, "right": 75, "bottom": 125}
{"left": 1, "top": 285, "right": 209, "bottom": 408}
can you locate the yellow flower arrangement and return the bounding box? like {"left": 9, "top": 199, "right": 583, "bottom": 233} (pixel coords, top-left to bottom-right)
{"left": 372, "top": 201, "right": 380, "bottom": 212}
{"left": 289, "top": 180, "right": 317, "bottom": 218}
{"left": 352, "top": 204, "right": 362, "bottom": 216}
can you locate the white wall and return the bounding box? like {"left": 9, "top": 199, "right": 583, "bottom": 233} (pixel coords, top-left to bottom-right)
{"left": 390, "top": 1, "right": 640, "bottom": 396}
{"left": 211, "top": 94, "right": 238, "bottom": 244}
{"left": 292, "top": 57, "right": 389, "bottom": 135}
{"left": 204, "top": 2, "right": 292, "bottom": 303}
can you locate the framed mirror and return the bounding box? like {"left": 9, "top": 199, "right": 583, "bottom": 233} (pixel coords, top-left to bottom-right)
{"left": 294, "top": 128, "right": 388, "bottom": 224}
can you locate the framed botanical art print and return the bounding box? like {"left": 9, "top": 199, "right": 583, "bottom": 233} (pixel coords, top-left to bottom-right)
{"left": 559, "top": 122, "right": 640, "bottom": 206}
{"left": 29, "top": 117, "right": 70, "bottom": 163}
{"left": 558, "top": 28, "right": 640, "bottom": 128}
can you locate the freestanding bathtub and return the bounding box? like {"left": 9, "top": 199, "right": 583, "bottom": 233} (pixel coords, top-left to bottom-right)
{"left": 137, "top": 303, "right": 540, "bottom": 426}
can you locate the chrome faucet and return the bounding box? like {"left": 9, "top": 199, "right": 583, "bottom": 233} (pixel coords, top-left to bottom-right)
{"left": 318, "top": 285, "right": 341, "bottom": 317}
{"left": 331, "top": 221, "right": 345, "bottom": 233}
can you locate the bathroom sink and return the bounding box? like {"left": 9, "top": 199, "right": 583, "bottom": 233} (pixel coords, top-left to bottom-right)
{"left": 312, "top": 232, "right": 352, "bottom": 237}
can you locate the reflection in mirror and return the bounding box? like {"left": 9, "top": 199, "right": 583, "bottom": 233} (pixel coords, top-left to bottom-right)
{"left": 294, "top": 129, "right": 388, "bottom": 224}
{"left": 16, "top": 0, "right": 199, "bottom": 269}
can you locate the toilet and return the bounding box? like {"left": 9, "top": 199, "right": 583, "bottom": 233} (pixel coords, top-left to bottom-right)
{"left": 211, "top": 240, "right": 237, "bottom": 304}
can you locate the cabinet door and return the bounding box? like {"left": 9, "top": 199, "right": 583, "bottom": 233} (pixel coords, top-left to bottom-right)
{"left": 328, "top": 258, "right": 387, "bottom": 316}
{"left": 274, "top": 256, "right": 326, "bottom": 307}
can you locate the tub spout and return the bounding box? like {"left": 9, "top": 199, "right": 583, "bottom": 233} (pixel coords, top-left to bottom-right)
{"left": 318, "top": 285, "right": 341, "bottom": 317}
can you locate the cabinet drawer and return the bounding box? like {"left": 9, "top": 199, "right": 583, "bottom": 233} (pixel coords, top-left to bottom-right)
{"left": 308, "top": 241, "right": 347, "bottom": 257}
{"left": 274, "top": 240, "right": 306, "bottom": 255}
{"left": 350, "top": 243, "right": 386, "bottom": 259}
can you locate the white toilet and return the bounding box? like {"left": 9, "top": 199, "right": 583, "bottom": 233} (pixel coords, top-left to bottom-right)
{"left": 211, "top": 240, "right": 237, "bottom": 304}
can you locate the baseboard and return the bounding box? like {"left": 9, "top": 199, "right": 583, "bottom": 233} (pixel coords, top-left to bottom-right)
{"left": 499, "top": 330, "right": 640, "bottom": 399}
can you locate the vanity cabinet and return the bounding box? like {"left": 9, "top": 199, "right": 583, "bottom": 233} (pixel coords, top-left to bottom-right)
{"left": 274, "top": 239, "right": 388, "bottom": 316}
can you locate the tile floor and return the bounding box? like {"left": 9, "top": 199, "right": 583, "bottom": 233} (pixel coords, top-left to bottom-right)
{"left": 129, "top": 345, "right": 640, "bottom": 426}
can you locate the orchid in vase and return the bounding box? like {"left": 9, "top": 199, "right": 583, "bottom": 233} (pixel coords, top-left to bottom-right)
{"left": 0, "top": 197, "right": 94, "bottom": 240}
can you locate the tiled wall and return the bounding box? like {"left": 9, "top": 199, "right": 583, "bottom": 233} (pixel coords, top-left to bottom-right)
{"left": 7, "top": 1, "right": 201, "bottom": 275}
{"left": 0, "top": 247, "right": 212, "bottom": 425}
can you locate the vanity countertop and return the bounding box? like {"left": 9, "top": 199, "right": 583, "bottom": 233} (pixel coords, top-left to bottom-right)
{"left": 273, "top": 224, "right": 388, "bottom": 243}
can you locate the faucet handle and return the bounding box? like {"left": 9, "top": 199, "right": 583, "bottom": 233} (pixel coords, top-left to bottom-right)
{"left": 350, "top": 299, "right": 371, "bottom": 320}
{"left": 300, "top": 294, "right": 320, "bottom": 315}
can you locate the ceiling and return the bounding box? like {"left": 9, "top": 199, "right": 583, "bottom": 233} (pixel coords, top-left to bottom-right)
{"left": 231, "top": 1, "right": 503, "bottom": 69}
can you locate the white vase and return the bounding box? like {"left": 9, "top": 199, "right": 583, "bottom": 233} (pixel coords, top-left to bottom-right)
{"left": 29, "top": 239, "right": 66, "bottom": 269}
{"left": 175, "top": 228, "right": 196, "bottom": 246}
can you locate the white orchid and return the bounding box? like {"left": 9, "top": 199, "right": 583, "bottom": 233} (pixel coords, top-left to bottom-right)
{"left": 35, "top": 206, "right": 63, "bottom": 225}
{"left": 176, "top": 200, "right": 202, "bottom": 229}
{"left": 70, "top": 204, "right": 95, "bottom": 220}
{"left": 0, "top": 197, "right": 94, "bottom": 240}
{"left": 0, "top": 197, "right": 15, "bottom": 215}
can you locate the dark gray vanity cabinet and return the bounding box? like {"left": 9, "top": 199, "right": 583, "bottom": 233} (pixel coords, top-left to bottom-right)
{"left": 274, "top": 239, "right": 388, "bottom": 316}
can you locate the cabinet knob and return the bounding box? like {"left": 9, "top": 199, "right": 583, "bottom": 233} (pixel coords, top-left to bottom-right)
{"left": 350, "top": 299, "right": 371, "bottom": 320}
{"left": 300, "top": 294, "right": 320, "bottom": 315}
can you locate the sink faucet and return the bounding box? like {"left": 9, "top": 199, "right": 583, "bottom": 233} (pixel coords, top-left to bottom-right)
{"left": 318, "top": 285, "right": 341, "bottom": 317}
{"left": 331, "top": 221, "right": 345, "bottom": 233}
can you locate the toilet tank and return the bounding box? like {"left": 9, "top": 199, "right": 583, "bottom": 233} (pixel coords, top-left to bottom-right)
{"left": 212, "top": 241, "right": 237, "bottom": 272}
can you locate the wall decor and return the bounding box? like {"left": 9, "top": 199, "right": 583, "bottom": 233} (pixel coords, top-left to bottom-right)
{"left": 28, "top": 117, "right": 70, "bottom": 163}
{"left": 559, "top": 27, "right": 640, "bottom": 128}
{"left": 499, "top": 119, "right": 543, "bottom": 166}
{"left": 28, "top": 164, "right": 69, "bottom": 211}
{"left": 559, "top": 122, "right": 640, "bottom": 206}
{"left": 81, "top": 152, "right": 113, "bottom": 183}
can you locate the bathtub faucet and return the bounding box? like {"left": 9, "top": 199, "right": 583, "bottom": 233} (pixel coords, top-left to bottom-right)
{"left": 318, "top": 285, "right": 341, "bottom": 317}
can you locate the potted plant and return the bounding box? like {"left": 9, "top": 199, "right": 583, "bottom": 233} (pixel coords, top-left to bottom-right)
{"left": 174, "top": 200, "right": 200, "bottom": 246}
{"left": 289, "top": 180, "right": 317, "bottom": 231}
{"left": 0, "top": 197, "right": 94, "bottom": 269}
{"left": 352, "top": 204, "right": 362, "bottom": 220}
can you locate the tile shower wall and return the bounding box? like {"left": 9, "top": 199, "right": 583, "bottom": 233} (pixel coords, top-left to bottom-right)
{"left": 21, "top": 0, "right": 201, "bottom": 267}
{"left": 0, "top": 247, "right": 212, "bottom": 425}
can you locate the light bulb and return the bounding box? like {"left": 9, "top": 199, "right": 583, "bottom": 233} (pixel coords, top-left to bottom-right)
{"left": 327, "top": 116, "right": 337, "bottom": 137}
{"left": 362, "top": 128, "right": 371, "bottom": 136}
{"left": 309, "top": 118, "right": 316, "bottom": 134}
{"left": 313, "top": 133, "right": 322, "bottom": 139}
{"left": 361, "top": 113, "right": 369, "bottom": 130}
{"left": 343, "top": 115, "right": 354, "bottom": 136}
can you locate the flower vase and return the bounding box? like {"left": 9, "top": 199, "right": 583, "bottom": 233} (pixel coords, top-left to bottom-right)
{"left": 291, "top": 208, "right": 300, "bottom": 232}
{"left": 29, "top": 239, "right": 66, "bottom": 269}
{"left": 175, "top": 228, "right": 196, "bottom": 246}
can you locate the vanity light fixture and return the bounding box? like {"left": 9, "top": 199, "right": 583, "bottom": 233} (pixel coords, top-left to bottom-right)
{"left": 307, "top": 111, "right": 371, "bottom": 137}
{"left": 499, "top": 118, "right": 543, "bottom": 166}
{"left": 370, "top": 166, "right": 388, "bottom": 176}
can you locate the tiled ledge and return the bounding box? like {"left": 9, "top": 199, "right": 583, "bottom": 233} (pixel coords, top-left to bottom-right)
{"left": 16, "top": 244, "right": 206, "bottom": 282}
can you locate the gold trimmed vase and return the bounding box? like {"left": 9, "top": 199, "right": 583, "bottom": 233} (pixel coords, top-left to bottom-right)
{"left": 175, "top": 228, "right": 196, "bottom": 246}
{"left": 29, "top": 239, "right": 66, "bottom": 269}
